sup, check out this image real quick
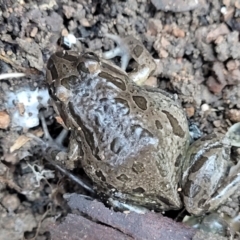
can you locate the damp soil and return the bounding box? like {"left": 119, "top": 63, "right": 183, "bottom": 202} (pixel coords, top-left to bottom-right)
{"left": 0, "top": 0, "right": 240, "bottom": 239}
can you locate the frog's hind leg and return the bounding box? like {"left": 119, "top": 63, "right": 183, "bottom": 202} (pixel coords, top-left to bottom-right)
{"left": 103, "top": 34, "right": 156, "bottom": 85}
{"left": 102, "top": 33, "right": 131, "bottom": 70}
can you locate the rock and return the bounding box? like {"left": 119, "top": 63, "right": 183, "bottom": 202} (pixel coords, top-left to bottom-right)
{"left": 151, "top": 0, "right": 200, "bottom": 12}
{"left": 16, "top": 38, "right": 44, "bottom": 71}
{"left": 147, "top": 18, "right": 163, "bottom": 36}
{"left": 206, "top": 23, "right": 230, "bottom": 43}
{"left": 30, "top": 26, "right": 38, "bottom": 37}
{"left": 226, "top": 109, "right": 240, "bottom": 123}
{"left": 172, "top": 27, "right": 185, "bottom": 38}
{"left": 206, "top": 76, "right": 226, "bottom": 94}
{"left": 2, "top": 194, "right": 20, "bottom": 212}
{"left": 45, "top": 12, "right": 63, "bottom": 32}
{"left": 50, "top": 193, "right": 197, "bottom": 240}
{"left": 185, "top": 106, "right": 195, "bottom": 118}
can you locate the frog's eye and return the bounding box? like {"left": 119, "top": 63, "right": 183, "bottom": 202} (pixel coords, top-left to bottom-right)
{"left": 82, "top": 52, "right": 100, "bottom": 63}
{"left": 61, "top": 76, "right": 79, "bottom": 89}
{"left": 83, "top": 52, "right": 100, "bottom": 62}
{"left": 77, "top": 53, "right": 100, "bottom": 75}
{"left": 77, "top": 62, "right": 90, "bottom": 74}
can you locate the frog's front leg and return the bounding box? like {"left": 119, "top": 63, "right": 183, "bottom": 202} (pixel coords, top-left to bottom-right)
{"left": 45, "top": 135, "right": 81, "bottom": 171}
{"left": 103, "top": 34, "right": 156, "bottom": 85}
{"left": 31, "top": 112, "right": 94, "bottom": 193}
{"left": 38, "top": 111, "right": 77, "bottom": 169}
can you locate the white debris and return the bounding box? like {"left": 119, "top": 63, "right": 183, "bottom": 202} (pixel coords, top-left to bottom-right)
{"left": 63, "top": 34, "right": 77, "bottom": 48}
{"left": 5, "top": 87, "right": 50, "bottom": 129}
{"left": 0, "top": 73, "right": 25, "bottom": 80}
{"left": 201, "top": 103, "right": 210, "bottom": 112}
{"left": 221, "top": 6, "right": 227, "bottom": 14}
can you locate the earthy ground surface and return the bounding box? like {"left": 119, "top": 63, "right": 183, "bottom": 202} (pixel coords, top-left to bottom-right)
{"left": 1, "top": 0, "right": 240, "bottom": 239}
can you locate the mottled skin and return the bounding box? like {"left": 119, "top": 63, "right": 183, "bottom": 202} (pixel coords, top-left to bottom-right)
{"left": 45, "top": 36, "right": 240, "bottom": 215}
{"left": 47, "top": 50, "right": 189, "bottom": 211}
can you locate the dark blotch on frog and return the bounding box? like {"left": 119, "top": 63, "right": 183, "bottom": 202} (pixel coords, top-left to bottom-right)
{"left": 98, "top": 72, "right": 126, "bottom": 91}
{"left": 155, "top": 120, "right": 163, "bottom": 130}
{"left": 133, "top": 45, "right": 144, "bottom": 57}
{"left": 132, "top": 95, "right": 148, "bottom": 110}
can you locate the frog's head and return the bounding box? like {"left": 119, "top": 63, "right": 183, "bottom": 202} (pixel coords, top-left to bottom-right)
{"left": 46, "top": 50, "right": 101, "bottom": 100}
{"left": 46, "top": 50, "right": 101, "bottom": 127}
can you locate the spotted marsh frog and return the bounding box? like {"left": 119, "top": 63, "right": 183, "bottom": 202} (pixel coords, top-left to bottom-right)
{"left": 45, "top": 35, "right": 240, "bottom": 216}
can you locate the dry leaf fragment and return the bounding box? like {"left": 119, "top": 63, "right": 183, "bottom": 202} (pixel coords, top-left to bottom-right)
{"left": 10, "top": 128, "right": 43, "bottom": 152}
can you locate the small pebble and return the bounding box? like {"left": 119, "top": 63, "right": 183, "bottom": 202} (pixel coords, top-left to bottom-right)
{"left": 6, "top": 50, "right": 13, "bottom": 56}
{"left": 2, "top": 194, "right": 20, "bottom": 212}
{"left": 201, "top": 103, "right": 210, "bottom": 112}
{"left": 235, "top": 0, "right": 240, "bottom": 9}
{"left": 0, "top": 111, "right": 10, "bottom": 129}
{"left": 172, "top": 27, "right": 185, "bottom": 38}
{"left": 213, "top": 120, "right": 221, "bottom": 127}
{"left": 61, "top": 28, "right": 69, "bottom": 37}
{"left": 30, "top": 27, "right": 38, "bottom": 38}
{"left": 185, "top": 106, "right": 195, "bottom": 118}
{"left": 144, "top": 76, "right": 158, "bottom": 87}
{"left": 148, "top": 18, "right": 163, "bottom": 36}
{"left": 226, "top": 109, "right": 240, "bottom": 123}
{"left": 80, "top": 18, "right": 90, "bottom": 27}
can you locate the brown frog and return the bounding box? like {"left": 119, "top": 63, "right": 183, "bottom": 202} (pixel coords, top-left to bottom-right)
{"left": 44, "top": 35, "right": 240, "bottom": 215}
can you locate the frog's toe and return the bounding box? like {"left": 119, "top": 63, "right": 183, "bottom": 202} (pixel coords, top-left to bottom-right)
{"left": 102, "top": 46, "right": 122, "bottom": 59}
{"left": 103, "top": 33, "right": 131, "bottom": 71}
{"left": 39, "top": 111, "right": 67, "bottom": 151}
{"left": 54, "top": 128, "right": 68, "bottom": 148}
{"left": 120, "top": 53, "right": 131, "bottom": 70}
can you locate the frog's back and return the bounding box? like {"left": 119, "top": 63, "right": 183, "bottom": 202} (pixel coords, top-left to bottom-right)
{"left": 68, "top": 58, "right": 190, "bottom": 210}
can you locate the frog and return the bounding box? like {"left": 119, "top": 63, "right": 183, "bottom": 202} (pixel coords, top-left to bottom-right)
{"left": 44, "top": 34, "right": 240, "bottom": 216}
